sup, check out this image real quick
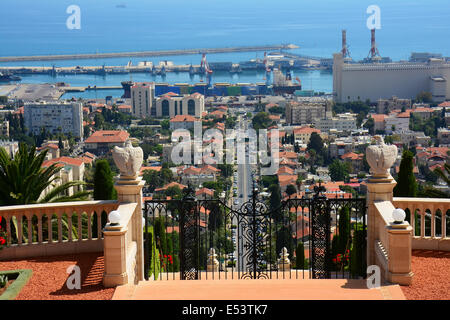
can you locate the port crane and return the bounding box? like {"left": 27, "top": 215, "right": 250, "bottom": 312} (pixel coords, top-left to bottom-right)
{"left": 200, "top": 53, "right": 213, "bottom": 85}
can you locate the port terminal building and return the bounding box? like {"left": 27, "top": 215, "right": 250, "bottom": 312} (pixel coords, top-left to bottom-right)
{"left": 332, "top": 53, "right": 450, "bottom": 103}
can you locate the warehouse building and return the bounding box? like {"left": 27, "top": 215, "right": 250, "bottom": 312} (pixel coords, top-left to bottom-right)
{"left": 333, "top": 53, "right": 450, "bottom": 103}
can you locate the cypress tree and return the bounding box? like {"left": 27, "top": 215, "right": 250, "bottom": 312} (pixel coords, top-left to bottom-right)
{"left": 393, "top": 149, "right": 418, "bottom": 197}
{"left": 92, "top": 160, "right": 117, "bottom": 236}
{"left": 93, "top": 160, "right": 117, "bottom": 200}
{"left": 338, "top": 206, "right": 350, "bottom": 254}
{"left": 295, "top": 242, "right": 306, "bottom": 269}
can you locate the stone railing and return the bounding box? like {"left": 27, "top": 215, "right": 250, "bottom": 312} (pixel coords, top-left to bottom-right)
{"left": 0, "top": 200, "right": 119, "bottom": 260}
{"left": 103, "top": 202, "right": 140, "bottom": 287}
{"left": 372, "top": 200, "right": 413, "bottom": 285}
{"left": 393, "top": 197, "right": 450, "bottom": 251}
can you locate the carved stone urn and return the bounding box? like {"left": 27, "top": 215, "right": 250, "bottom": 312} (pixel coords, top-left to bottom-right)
{"left": 112, "top": 140, "right": 144, "bottom": 182}
{"left": 365, "top": 135, "right": 398, "bottom": 180}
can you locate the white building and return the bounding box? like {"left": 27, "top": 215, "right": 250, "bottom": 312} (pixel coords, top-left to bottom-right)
{"left": 131, "top": 82, "right": 155, "bottom": 118}
{"left": 314, "top": 113, "right": 357, "bottom": 133}
{"left": 333, "top": 53, "right": 450, "bottom": 103}
{"left": 438, "top": 127, "right": 450, "bottom": 145}
{"left": 24, "top": 101, "right": 83, "bottom": 139}
{"left": 285, "top": 98, "right": 332, "bottom": 125}
{"left": 155, "top": 93, "right": 204, "bottom": 118}
{"left": 385, "top": 114, "right": 410, "bottom": 134}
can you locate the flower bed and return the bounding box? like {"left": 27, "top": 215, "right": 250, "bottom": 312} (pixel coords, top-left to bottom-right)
{"left": 0, "top": 270, "right": 33, "bottom": 300}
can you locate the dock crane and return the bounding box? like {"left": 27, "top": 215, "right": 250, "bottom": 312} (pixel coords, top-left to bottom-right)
{"left": 200, "top": 53, "right": 213, "bottom": 85}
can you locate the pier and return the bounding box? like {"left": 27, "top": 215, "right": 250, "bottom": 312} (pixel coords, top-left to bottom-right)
{"left": 0, "top": 44, "right": 299, "bottom": 62}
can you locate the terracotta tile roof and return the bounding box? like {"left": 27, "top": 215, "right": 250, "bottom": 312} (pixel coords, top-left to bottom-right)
{"left": 196, "top": 188, "right": 214, "bottom": 197}
{"left": 170, "top": 115, "right": 197, "bottom": 122}
{"left": 209, "top": 110, "right": 226, "bottom": 118}
{"left": 278, "top": 151, "right": 298, "bottom": 159}
{"left": 278, "top": 175, "right": 297, "bottom": 187}
{"left": 277, "top": 166, "right": 294, "bottom": 175}
{"left": 293, "top": 127, "right": 321, "bottom": 135}
{"left": 85, "top": 130, "right": 130, "bottom": 143}
{"left": 140, "top": 166, "right": 162, "bottom": 175}
{"left": 85, "top": 130, "right": 129, "bottom": 144}
{"left": 201, "top": 165, "right": 220, "bottom": 173}
{"left": 269, "top": 115, "right": 281, "bottom": 121}
{"left": 155, "top": 182, "right": 187, "bottom": 192}
{"left": 38, "top": 143, "right": 59, "bottom": 151}
{"left": 83, "top": 152, "right": 96, "bottom": 159}
{"left": 80, "top": 156, "right": 94, "bottom": 165}
{"left": 117, "top": 104, "right": 131, "bottom": 110}
{"left": 438, "top": 101, "right": 450, "bottom": 108}
{"left": 341, "top": 152, "right": 363, "bottom": 160}
{"left": 371, "top": 114, "right": 386, "bottom": 122}
{"left": 42, "top": 156, "right": 84, "bottom": 168}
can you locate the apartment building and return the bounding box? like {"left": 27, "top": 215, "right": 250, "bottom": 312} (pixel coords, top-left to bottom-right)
{"left": 24, "top": 101, "right": 83, "bottom": 139}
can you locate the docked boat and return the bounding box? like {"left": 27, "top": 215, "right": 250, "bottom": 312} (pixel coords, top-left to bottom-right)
{"left": 0, "top": 72, "right": 21, "bottom": 82}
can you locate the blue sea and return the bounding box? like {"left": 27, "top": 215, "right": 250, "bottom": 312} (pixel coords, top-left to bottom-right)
{"left": 0, "top": 0, "right": 449, "bottom": 98}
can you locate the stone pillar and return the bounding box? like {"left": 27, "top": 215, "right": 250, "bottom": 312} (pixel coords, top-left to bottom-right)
{"left": 386, "top": 222, "right": 413, "bottom": 285}
{"left": 115, "top": 176, "right": 145, "bottom": 283}
{"left": 277, "top": 247, "right": 291, "bottom": 272}
{"left": 207, "top": 248, "right": 219, "bottom": 273}
{"left": 104, "top": 140, "right": 145, "bottom": 286}
{"left": 103, "top": 220, "right": 128, "bottom": 287}
{"left": 366, "top": 176, "right": 397, "bottom": 266}
{"left": 365, "top": 136, "right": 398, "bottom": 268}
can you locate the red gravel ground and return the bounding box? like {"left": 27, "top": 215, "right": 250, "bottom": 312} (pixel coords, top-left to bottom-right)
{"left": 0, "top": 252, "right": 115, "bottom": 300}
{"left": 401, "top": 250, "right": 450, "bottom": 300}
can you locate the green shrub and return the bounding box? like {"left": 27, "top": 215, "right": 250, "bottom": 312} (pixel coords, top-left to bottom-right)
{"left": 0, "top": 275, "right": 7, "bottom": 288}
{"left": 350, "top": 227, "right": 366, "bottom": 278}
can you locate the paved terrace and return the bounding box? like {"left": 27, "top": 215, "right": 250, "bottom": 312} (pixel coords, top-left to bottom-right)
{"left": 0, "top": 250, "right": 448, "bottom": 300}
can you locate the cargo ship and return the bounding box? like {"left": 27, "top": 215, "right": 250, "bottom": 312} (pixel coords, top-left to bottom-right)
{"left": 0, "top": 72, "right": 21, "bottom": 82}
{"left": 272, "top": 68, "right": 301, "bottom": 94}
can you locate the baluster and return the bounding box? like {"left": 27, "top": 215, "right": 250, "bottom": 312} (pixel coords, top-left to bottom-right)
{"left": 58, "top": 210, "right": 63, "bottom": 243}
{"left": 48, "top": 210, "right": 53, "bottom": 243}
{"left": 78, "top": 211, "right": 82, "bottom": 241}
{"left": 420, "top": 210, "right": 425, "bottom": 238}
{"left": 17, "top": 214, "right": 23, "bottom": 245}
{"left": 67, "top": 211, "right": 73, "bottom": 242}
{"left": 87, "top": 210, "right": 92, "bottom": 240}
{"left": 443, "top": 209, "right": 447, "bottom": 239}
{"left": 410, "top": 205, "right": 415, "bottom": 237}
{"left": 6, "top": 215, "right": 11, "bottom": 245}
{"left": 431, "top": 209, "right": 436, "bottom": 238}
{"left": 97, "top": 211, "right": 102, "bottom": 240}
{"left": 27, "top": 213, "right": 33, "bottom": 244}
{"left": 37, "top": 211, "right": 43, "bottom": 244}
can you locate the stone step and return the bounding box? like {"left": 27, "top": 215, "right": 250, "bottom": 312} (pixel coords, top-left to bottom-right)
{"left": 113, "top": 279, "right": 406, "bottom": 300}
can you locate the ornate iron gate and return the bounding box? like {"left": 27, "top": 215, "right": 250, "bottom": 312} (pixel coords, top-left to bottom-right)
{"left": 144, "top": 188, "right": 366, "bottom": 281}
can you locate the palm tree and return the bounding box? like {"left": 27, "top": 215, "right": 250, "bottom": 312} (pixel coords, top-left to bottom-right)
{"left": 434, "top": 164, "right": 450, "bottom": 187}
{"left": 0, "top": 143, "right": 89, "bottom": 205}
{"left": 0, "top": 143, "right": 91, "bottom": 243}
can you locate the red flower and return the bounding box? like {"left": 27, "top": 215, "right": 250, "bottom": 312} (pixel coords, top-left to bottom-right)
{"left": 332, "top": 258, "right": 336, "bottom": 263}
{"left": 0, "top": 237, "right": 5, "bottom": 245}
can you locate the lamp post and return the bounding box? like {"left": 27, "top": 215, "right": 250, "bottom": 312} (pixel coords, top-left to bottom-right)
{"left": 108, "top": 210, "right": 121, "bottom": 226}
{"left": 392, "top": 208, "right": 406, "bottom": 224}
